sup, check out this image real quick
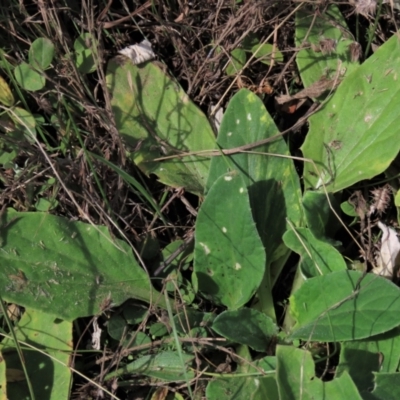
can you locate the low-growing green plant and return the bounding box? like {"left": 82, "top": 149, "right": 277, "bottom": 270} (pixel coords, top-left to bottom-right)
{"left": 1, "top": 2, "right": 400, "bottom": 400}
{"left": 14, "top": 37, "right": 54, "bottom": 91}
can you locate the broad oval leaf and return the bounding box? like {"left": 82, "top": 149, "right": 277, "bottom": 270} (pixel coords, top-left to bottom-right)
{"left": 194, "top": 172, "right": 265, "bottom": 309}
{"left": 14, "top": 62, "right": 45, "bottom": 91}
{"left": 295, "top": 5, "right": 359, "bottom": 90}
{"left": 206, "top": 89, "right": 304, "bottom": 318}
{"left": 289, "top": 270, "right": 400, "bottom": 341}
{"left": 29, "top": 37, "right": 55, "bottom": 70}
{"left": 212, "top": 309, "right": 277, "bottom": 352}
{"left": 302, "top": 34, "right": 400, "bottom": 192}
{"left": 106, "top": 58, "right": 216, "bottom": 196}
{"left": 207, "top": 376, "right": 278, "bottom": 400}
{"left": 207, "top": 89, "right": 304, "bottom": 259}
{"left": 0, "top": 209, "right": 166, "bottom": 321}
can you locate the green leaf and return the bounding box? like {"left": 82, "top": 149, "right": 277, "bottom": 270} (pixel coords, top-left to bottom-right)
{"left": 276, "top": 346, "right": 362, "bottom": 400}
{"left": 206, "top": 89, "right": 303, "bottom": 317}
{"left": 14, "top": 62, "right": 45, "bottom": 91}
{"left": 302, "top": 191, "right": 341, "bottom": 244}
{"left": 106, "top": 58, "right": 216, "bottom": 196}
{"left": 212, "top": 309, "right": 278, "bottom": 352}
{"left": 395, "top": 190, "right": 400, "bottom": 207}
{"left": 283, "top": 228, "right": 346, "bottom": 278}
{"left": 173, "top": 310, "right": 215, "bottom": 334}
{"left": 73, "top": 32, "right": 94, "bottom": 52}
{"left": 242, "top": 33, "right": 260, "bottom": 51}
{"left": 336, "top": 327, "right": 400, "bottom": 394}
{"left": 122, "top": 331, "right": 151, "bottom": 350}
{"left": 295, "top": 5, "right": 359, "bottom": 89}
{"left": 207, "top": 353, "right": 278, "bottom": 399}
{"left": 35, "top": 197, "right": 58, "bottom": 212}
{"left": 373, "top": 328, "right": 400, "bottom": 373}
{"left": 194, "top": 172, "right": 265, "bottom": 309}
{"left": 302, "top": 34, "right": 400, "bottom": 192}
{"left": 251, "top": 43, "right": 283, "bottom": 65}
{"left": 105, "top": 351, "right": 194, "bottom": 381}
{"left": 207, "top": 89, "right": 303, "bottom": 261}
{"left": 206, "top": 375, "right": 278, "bottom": 400}
{"left": 29, "top": 38, "right": 55, "bottom": 70}
{"left": 75, "top": 48, "right": 96, "bottom": 74}
{"left": 0, "top": 308, "right": 72, "bottom": 399}
{"left": 0, "top": 209, "right": 167, "bottom": 321}
{"left": 370, "top": 372, "right": 400, "bottom": 400}
{"left": 289, "top": 271, "right": 400, "bottom": 341}
{"left": 238, "top": 355, "right": 276, "bottom": 374}
{"left": 149, "top": 322, "right": 169, "bottom": 338}
{"left": 341, "top": 200, "right": 359, "bottom": 217}
{"left": 0, "top": 149, "right": 17, "bottom": 167}
{"left": 73, "top": 33, "right": 97, "bottom": 74}
{"left": 337, "top": 341, "right": 380, "bottom": 393}
{"left": 122, "top": 303, "right": 148, "bottom": 324}
{"left": 108, "top": 314, "right": 128, "bottom": 340}
{"left": 226, "top": 48, "right": 246, "bottom": 75}
{"left": 122, "top": 331, "right": 151, "bottom": 354}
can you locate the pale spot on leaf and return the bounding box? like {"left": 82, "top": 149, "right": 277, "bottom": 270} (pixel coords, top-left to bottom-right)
{"left": 364, "top": 113, "right": 373, "bottom": 123}
{"left": 181, "top": 93, "right": 190, "bottom": 104}
{"left": 224, "top": 176, "right": 233, "bottom": 181}
{"left": 235, "top": 263, "right": 242, "bottom": 270}
{"left": 247, "top": 113, "right": 252, "bottom": 121}
{"left": 239, "top": 187, "right": 244, "bottom": 193}
{"left": 200, "top": 242, "right": 210, "bottom": 255}
{"left": 222, "top": 227, "right": 227, "bottom": 233}
{"left": 227, "top": 132, "right": 232, "bottom": 136}
{"left": 236, "top": 119, "right": 240, "bottom": 124}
